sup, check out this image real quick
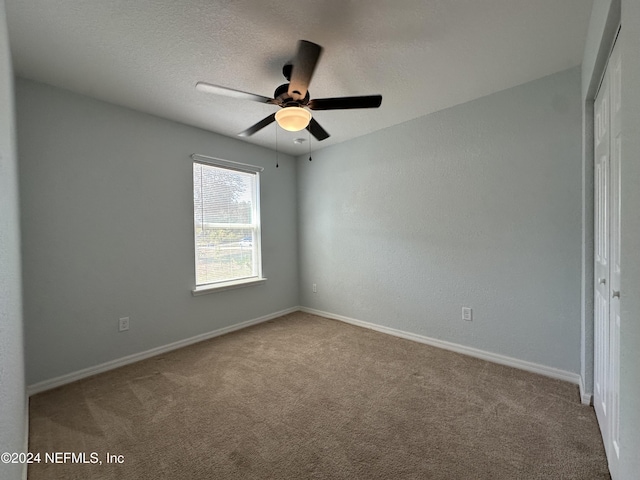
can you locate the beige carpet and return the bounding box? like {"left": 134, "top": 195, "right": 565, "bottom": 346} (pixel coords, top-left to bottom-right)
{"left": 28, "top": 312, "right": 610, "bottom": 479}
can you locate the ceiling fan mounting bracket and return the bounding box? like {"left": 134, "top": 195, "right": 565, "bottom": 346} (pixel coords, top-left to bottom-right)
{"left": 282, "top": 64, "right": 293, "bottom": 81}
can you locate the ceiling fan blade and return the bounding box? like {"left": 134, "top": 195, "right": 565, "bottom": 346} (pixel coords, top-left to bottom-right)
{"left": 306, "top": 118, "right": 330, "bottom": 141}
{"left": 196, "top": 82, "right": 274, "bottom": 104}
{"left": 288, "top": 40, "right": 323, "bottom": 101}
{"left": 308, "top": 95, "right": 382, "bottom": 110}
{"left": 238, "top": 113, "right": 277, "bottom": 137}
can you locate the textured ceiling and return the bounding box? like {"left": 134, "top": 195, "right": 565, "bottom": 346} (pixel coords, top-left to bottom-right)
{"left": 5, "top": 0, "right": 593, "bottom": 155}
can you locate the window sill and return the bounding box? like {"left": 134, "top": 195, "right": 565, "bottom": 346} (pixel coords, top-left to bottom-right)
{"left": 192, "top": 277, "right": 267, "bottom": 296}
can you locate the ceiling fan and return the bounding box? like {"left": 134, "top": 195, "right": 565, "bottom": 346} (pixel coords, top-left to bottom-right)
{"left": 196, "top": 40, "right": 382, "bottom": 141}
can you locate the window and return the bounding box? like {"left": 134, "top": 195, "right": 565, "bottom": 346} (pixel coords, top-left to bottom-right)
{"left": 192, "top": 155, "right": 264, "bottom": 293}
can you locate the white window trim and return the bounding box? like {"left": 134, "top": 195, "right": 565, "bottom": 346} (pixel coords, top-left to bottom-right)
{"left": 192, "top": 277, "right": 267, "bottom": 296}
{"left": 191, "top": 154, "right": 264, "bottom": 173}
{"left": 191, "top": 154, "right": 266, "bottom": 295}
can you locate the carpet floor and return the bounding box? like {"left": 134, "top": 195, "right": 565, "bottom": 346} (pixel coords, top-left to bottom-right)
{"left": 28, "top": 312, "right": 610, "bottom": 479}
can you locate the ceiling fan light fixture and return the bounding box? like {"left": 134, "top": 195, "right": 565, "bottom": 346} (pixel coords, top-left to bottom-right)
{"left": 275, "top": 107, "right": 312, "bottom": 132}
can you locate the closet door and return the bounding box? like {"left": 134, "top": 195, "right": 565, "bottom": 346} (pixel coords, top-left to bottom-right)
{"left": 593, "top": 37, "right": 621, "bottom": 476}
{"left": 593, "top": 62, "right": 610, "bottom": 446}
{"left": 607, "top": 38, "right": 621, "bottom": 465}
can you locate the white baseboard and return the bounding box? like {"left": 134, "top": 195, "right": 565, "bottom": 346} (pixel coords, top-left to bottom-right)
{"left": 27, "top": 306, "right": 300, "bottom": 396}
{"left": 28, "top": 305, "right": 590, "bottom": 404}
{"left": 300, "top": 307, "right": 582, "bottom": 387}
{"left": 579, "top": 376, "right": 593, "bottom": 406}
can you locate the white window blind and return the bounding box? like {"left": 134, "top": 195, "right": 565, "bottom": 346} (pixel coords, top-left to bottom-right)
{"left": 193, "top": 157, "right": 262, "bottom": 288}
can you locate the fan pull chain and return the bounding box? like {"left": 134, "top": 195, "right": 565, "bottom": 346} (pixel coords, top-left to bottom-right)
{"left": 308, "top": 128, "right": 312, "bottom": 161}
{"left": 275, "top": 124, "right": 279, "bottom": 168}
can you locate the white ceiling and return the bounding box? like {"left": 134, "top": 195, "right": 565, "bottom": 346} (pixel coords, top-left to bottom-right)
{"left": 5, "top": 0, "right": 593, "bottom": 155}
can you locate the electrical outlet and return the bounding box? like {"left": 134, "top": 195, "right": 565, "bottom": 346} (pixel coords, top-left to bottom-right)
{"left": 119, "top": 317, "right": 130, "bottom": 332}
{"left": 312, "top": 283, "right": 317, "bottom": 293}
{"left": 462, "top": 307, "right": 472, "bottom": 321}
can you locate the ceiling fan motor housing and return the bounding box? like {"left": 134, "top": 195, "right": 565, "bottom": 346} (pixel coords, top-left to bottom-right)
{"left": 274, "top": 83, "right": 309, "bottom": 106}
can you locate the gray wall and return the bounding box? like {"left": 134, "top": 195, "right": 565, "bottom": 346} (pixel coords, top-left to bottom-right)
{"left": 582, "top": 1, "right": 640, "bottom": 478}
{"left": 297, "top": 67, "right": 583, "bottom": 374}
{"left": 0, "top": 1, "right": 26, "bottom": 479}
{"left": 17, "top": 79, "right": 299, "bottom": 385}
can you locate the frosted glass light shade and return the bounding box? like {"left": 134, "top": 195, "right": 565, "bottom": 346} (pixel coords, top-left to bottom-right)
{"left": 275, "top": 107, "right": 312, "bottom": 132}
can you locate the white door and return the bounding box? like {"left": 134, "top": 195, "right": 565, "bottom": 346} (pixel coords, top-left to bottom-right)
{"left": 607, "top": 38, "right": 621, "bottom": 466}
{"left": 593, "top": 36, "right": 621, "bottom": 476}
{"left": 593, "top": 56, "right": 610, "bottom": 445}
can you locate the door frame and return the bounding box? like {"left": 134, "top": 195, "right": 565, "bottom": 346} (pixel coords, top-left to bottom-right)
{"left": 580, "top": 0, "right": 621, "bottom": 406}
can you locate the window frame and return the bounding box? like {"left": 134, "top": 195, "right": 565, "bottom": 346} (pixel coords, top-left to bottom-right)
{"left": 191, "top": 154, "right": 266, "bottom": 295}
